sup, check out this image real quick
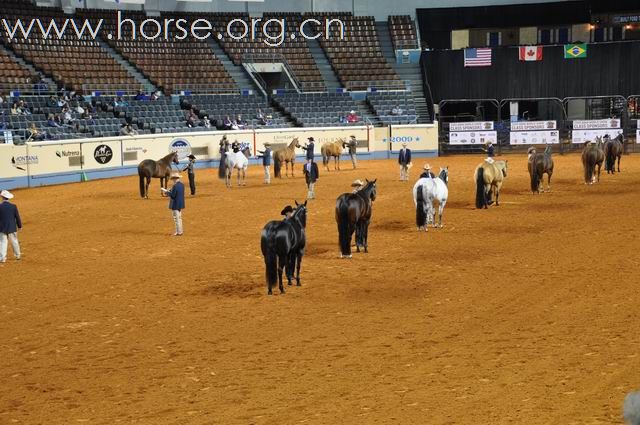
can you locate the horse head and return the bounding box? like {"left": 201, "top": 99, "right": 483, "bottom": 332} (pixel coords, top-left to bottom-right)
{"left": 293, "top": 200, "right": 308, "bottom": 228}
{"left": 292, "top": 137, "right": 301, "bottom": 149}
{"left": 364, "top": 179, "right": 377, "bottom": 201}
{"left": 438, "top": 167, "right": 449, "bottom": 185}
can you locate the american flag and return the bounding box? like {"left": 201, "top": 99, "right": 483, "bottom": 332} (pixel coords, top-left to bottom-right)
{"left": 464, "top": 48, "right": 492, "bottom": 67}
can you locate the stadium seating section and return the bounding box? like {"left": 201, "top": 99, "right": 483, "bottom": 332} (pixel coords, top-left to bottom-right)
{"left": 273, "top": 92, "right": 369, "bottom": 127}
{"left": 388, "top": 15, "right": 419, "bottom": 49}
{"left": 367, "top": 92, "right": 418, "bottom": 125}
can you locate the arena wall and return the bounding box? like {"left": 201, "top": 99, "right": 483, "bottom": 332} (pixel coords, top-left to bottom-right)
{"left": 0, "top": 124, "right": 438, "bottom": 190}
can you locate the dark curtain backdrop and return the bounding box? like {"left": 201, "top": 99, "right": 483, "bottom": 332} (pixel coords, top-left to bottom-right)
{"left": 422, "top": 42, "right": 640, "bottom": 102}
{"left": 417, "top": 0, "right": 640, "bottom": 49}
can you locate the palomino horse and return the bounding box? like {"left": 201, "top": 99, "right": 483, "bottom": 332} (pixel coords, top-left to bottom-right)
{"left": 474, "top": 160, "right": 508, "bottom": 209}
{"left": 221, "top": 141, "right": 249, "bottom": 188}
{"left": 335, "top": 179, "right": 377, "bottom": 258}
{"left": 273, "top": 137, "right": 300, "bottom": 178}
{"left": 260, "top": 201, "right": 307, "bottom": 295}
{"left": 582, "top": 137, "right": 605, "bottom": 184}
{"left": 137, "top": 151, "right": 179, "bottom": 198}
{"left": 528, "top": 145, "right": 554, "bottom": 193}
{"left": 321, "top": 138, "right": 345, "bottom": 171}
{"left": 604, "top": 134, "right": 624, "bottom": 174}
{"left": 413, "top": 167, "right": 449, "bottom": 231}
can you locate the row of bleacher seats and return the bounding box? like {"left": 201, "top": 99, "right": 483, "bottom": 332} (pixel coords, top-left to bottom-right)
{"left": 181, "top": 94, "right": 289, "bottom": 128}
{"left": 273, "top": 92, "right": 369, "bottom": 127}
{"left": 367, "top": 92, "right": 418, "bottom": 125}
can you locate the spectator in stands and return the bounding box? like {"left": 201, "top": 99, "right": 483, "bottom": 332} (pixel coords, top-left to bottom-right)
{"left": 18, "top": 100, "right": 30, "bottom": 116}
{"left": 0, "top": 93, "right": 5, "bottom": 105}
{"left": 257, "top": 142, "right": 272, "bottom": 184}
{"left": 256, "top": 108, "right": 271, "bottom": 126}
{"left": 26, "top": 123, "right": 45, "bottom": 142}
{"left": 347, "top": 135, "right": 358, "bottom": 169}
{"left": 186, "top": 109, "right": 198, "bottom": 128}
{"left": 113, "top": 97, "right": 128, "bottom": 108}
{"left": 46, "top": 95, "right": 58, "bottom": 108}
{"left": 56, "top": 95, "right": 67, "bottom": 108}
{"left": 202, "top": 115, "right": 212, "bottom": 129}
{"left": 151, "top": 90, "right": 162, "bottom": 101}
{"left": 222, "top": 115, "right": 233, "bottom": 130}
{"left": 236, "top": 114, "right": 246, "bottom": 129}
{"left": 398, "top": 142, "right": 412, "bottom": 182}
{"left": 47, "top": 114, "right": 61, "bottom": 128}
{"left": 346, "top": 110, "right": 359, "bottom": 123}
{"left": 392, "top": 105, "right": 404, "bottom": 115}
{"left": 120, "top": 123, "right": 138, "bottom": 136}
{"left": 62, "top": 107, "right": 74, "bottom": 125}
{"left": 230, "top": 119, "right": 240, "bottom": 131}
{"left": 74, "top": 102, "right": 85, "bottom": 116}
{"left": 134, "top": 90, "right": 147, "bottom": 101}
{"left": 33, "top": 77, "right": 47, "bottom": 92}
{"left": 10, "top": 103, "right": 20, "bottom": 116}
{"left": 339, "top": 115, "right": 348, "bottom": 124}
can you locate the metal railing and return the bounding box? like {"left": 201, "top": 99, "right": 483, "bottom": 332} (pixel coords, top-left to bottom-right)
{"left": 344, "top": 79, "right": 409, "bottom": 92}
{"left": 171, "top": 83, "right": 240, "bottom": 95}
{"left": 0, "top": 82, "right": 55, "bottom": 95}
{"left": 394, "top": 40, "right": 420, "bottom": 50}
{"left": 241, "top": 53, "right": 304, "bottom": 93}
{"left": 81, "top": 83, "right": 145, "bottom": 95}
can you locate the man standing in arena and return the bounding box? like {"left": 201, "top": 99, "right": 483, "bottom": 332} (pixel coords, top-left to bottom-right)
{"left": 182, "top": 154, "right": 197, "bottom": 196}
{"left": 398, "top": 142, "right": 412, "bottom": 182}
{"left": 302, "top": 137, "right": 315, "bottom": 164}
{"left": 347, "top": 135, "right": 358, "bottom": 169}
{"left": 0, "top": 190, "right": 21, "bottom": 263}
{"left": 304, "top": 160, "right": 319, "bottom": 200}
{"left": 483, "top": 141, "right": 495, "bottom": 163}
{"left": 161, "top": 173, "right": 185, "bottom": 236}
{"left": 257, "top": 142, "right": 272, "bottom": 184}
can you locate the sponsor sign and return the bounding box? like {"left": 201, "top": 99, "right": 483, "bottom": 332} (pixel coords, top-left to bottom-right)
{"left": 388, "top": 125, "right": 438, "bottom": 152}
{"left": 509, "top": 130, "right": 559, "bottom": 145}
{"left": 573, "top": 119, "right": 620, "bottom": 130}
{"left": 27, "top": 143, "right": 83, "bottom": 175}
{"left": 572, "top": 129, "right": 623, "bottom": 144}
{"left": 0, "top": 144, "right": 28, "bottom": 179}
{"left": 169, "top": 138, "right": 192, "bottom": 160}
{"left": 449, "top": 131, "right": 497, "bottom": 145}
{"left": 56, "top": 149, "right": 81, "bottom": 158}
{"left": 11, "top": 154, "right": 39, "bottom": 171}
{"left": 449, "top": 121, "right": 494, "bottom": 132}
{"left": 511, "top": 121, "right": 556, "bottom": 131}
{"left": 94, "top": 144, "right": 113, "bottom": 164}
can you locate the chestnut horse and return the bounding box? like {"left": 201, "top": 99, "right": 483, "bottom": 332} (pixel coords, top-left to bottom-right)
{"left": 137, "top": 151, "right": 179, "bottom": 198}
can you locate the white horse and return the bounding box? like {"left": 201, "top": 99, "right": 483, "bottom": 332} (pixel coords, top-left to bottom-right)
{"left": 412, "top": 167, "right": 449, "bottom": 231}
{"left": 224, "top": 144, "right": 249, "bottom": 188}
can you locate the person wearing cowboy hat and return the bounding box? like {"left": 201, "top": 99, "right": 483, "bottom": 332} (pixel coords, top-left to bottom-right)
{"left": 483, "top": 141, "right": 495, "bottom": 163}
{"left": 301, "top": 137, "right": 315, "bottom": 164}
{"left": 347, "top": 135, "right": 358, "bottom": 169}
{"left": 303, "top": 159, "right": 319, "bottom": 200}
{"left": 182, "top": 154, "right": 197, "bottom": 196}
{"left": 280, "top": 205, "right": 294, "bottom": 219}
{"left": 161, "top": 173, "right": 185, "bottom": 236}
{"left": 257, "top": 142, "right": 272, "bottom": 184}
{"left": 419, "top": 163, "right": 435, "bottom": 179}
{"left": 0, "top": 189, "right": 21, "bottom": 263}
{"left": 398, "top": 142, "right": 412, "bottom": 182}
{"left": 351, "top": 179, "right": 364, "bottom": 193}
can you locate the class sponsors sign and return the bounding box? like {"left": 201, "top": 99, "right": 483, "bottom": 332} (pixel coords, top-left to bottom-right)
{"left": 571, "top": 119, "right": 622, "bottom": 143}
{"left": 388, "top": 124, "right": 438, "bottom": 152}
{"left": 449, "top": 131, "right": 497, "bottom": 145}
{"left": 449, "top": 121, "right": 496, "bottom": 145}
{"left": 509, "top": 121, "right": 559, "bottom": 145}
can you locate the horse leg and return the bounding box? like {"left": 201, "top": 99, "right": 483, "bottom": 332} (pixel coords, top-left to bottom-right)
{"left": 285, "top": 254, "right": 294, "bottom": 286}
{"left": 438, "top": 202, "right": 445, "bottom": 228}
{"left": 277, "top": 255, "right": 286, "bottom": 294}
{"left": 145, "top": 177, "right": 150, "bottom": 199}
{"left": 484, "top": 185, "right": 490, "bottom": 208}
{"left": 295, "top": 250, "right": 303, "bottom": 286}
{"left": 355, "top": 223, "right": 361, "bottom": 253}
{"left": 618, "top": 155, "right": 621, "bottom": 172}
{"left": 495, "top": 184, "right": 502, "bottom": 206}
{"left": 363, "top": 221, "right": 370, "bottom": 253}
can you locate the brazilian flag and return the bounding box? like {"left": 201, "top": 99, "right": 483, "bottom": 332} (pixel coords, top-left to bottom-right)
{"left": 564, "top": 43, "right": 587, "bottom": 59}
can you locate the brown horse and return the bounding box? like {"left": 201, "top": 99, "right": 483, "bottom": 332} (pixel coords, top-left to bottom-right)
{"left": 582, "top": 138, "right": 605, "bottom": 184}
{"left": 138, "top": 151, "right": 179, "bottom": 198}
{"left": 273, "top": 137, "right": 300, "bottom": 178}
{"left": 527, "top": 145, "right": 554, "bottom": 193}
{"left": 474, "top": 160, "right": 508, "bottom": 209}
{"left": 335, "top": 179, "right": 377, "bottom": 258}
{"left": 604, "top": 134, "right": 624, "bottom": 174}
{"left": 321, "top": 138, "right": 345, "bottom": 171}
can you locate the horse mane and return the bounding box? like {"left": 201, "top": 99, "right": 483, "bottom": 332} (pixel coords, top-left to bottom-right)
{"left": 162, "top": 151, "right": 178, "bottom": 162}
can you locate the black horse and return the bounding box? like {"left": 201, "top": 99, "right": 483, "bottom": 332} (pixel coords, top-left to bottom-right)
{"left": 335, "top": 179, "right": 377, "bottom": 258}
{"left": 260, "top": 201, "right": 307, "bottom": 295}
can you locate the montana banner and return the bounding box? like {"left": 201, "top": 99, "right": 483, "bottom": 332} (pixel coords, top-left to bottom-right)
{"left": 464, "top": 48, "right": 492, "bottom": 67}
{"left": 564, "top": 43, "right": 587, "bottom": 59}
{"left": 519, "top": 46, "right": 543, "bottom": 61}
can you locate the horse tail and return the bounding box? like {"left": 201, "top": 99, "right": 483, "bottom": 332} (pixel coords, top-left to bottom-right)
{"left": 262, "top": 232, "right": 278, "bottom": 292}
{"left": 218, "top": 153, "right": 227, "bottom": 179}
{"left": 584, "top": 153, "right": 595, "bottom": 183}
{"left": 336, "top": 198, "right": 351, "bottom": 256}
{"left": 137, "top": 165, "right": 146, "bottom": 198}
{"left": 415, "top": 185, "right": 427, "bottom": 228}
{"left": 475, "top": 167, "right": 485, "bottom": 209}
{"left": 274, "top": 157, "right": 281, "bottom": 178}
{"left": 530, "top": 159, "right": 539, "bottom": 193}
{"left": 321, "top": 147, "right": 328, "bottom": 168}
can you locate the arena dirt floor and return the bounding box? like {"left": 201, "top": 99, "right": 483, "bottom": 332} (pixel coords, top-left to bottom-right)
{"left": 2, "top": 152, "right": 640, "bottom": 424}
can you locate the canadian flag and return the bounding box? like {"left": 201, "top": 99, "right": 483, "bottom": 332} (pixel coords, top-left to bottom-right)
{"left": 519, "top": 46, "right": 543, "bottom": 61}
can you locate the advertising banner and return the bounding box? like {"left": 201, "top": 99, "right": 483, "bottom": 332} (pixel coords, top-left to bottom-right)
{"left": 510, "top": 120, "right": 557, "bottom": 131}
{"left": 449, "top": 131, "right": 497, "bottom": 145}
{"left": 572, "top": 129, "right": 623, "bottom": 144}
{"left": 389, "top": 124, "right": 438, "bottom": 152}
{"left": 0, "top": 144, "right": 29, "bottom": 180}
{"left": 449, "top": 121, "right": 494, "bottom": 131}
{"left": 81, "top": 140, "right": 123, "bottom": 170}
{"left": 26, "top": 142, "right": 83, "bottom": 176}
{"left": 509, "top": 130, "right": 560, "bottom": 145}
{"left": 572, "top": 119, "right": 621, "bottom": 130}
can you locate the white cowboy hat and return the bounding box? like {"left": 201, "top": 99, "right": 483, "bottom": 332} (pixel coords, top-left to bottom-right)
{"left": 170, "top": 173, "right": 181, "bottom": 180}
{"left": 0, "top": 190, "right": 14, "bottom": 199}
{"left": 350, "top": 110, "right": 355, "bottom": 114}
{"left": 351, "top": 179, "right": 364, "bottom": 187}
{"left": 423, "top": 163, "right": 432, "bottom": 170}
{"left": 402, "top": 142, "right": 408, "bottom": 147}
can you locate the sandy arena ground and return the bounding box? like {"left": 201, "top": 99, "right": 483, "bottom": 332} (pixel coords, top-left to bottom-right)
{"left": 1, "top": 152, "right": 640, "bottom": 424}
